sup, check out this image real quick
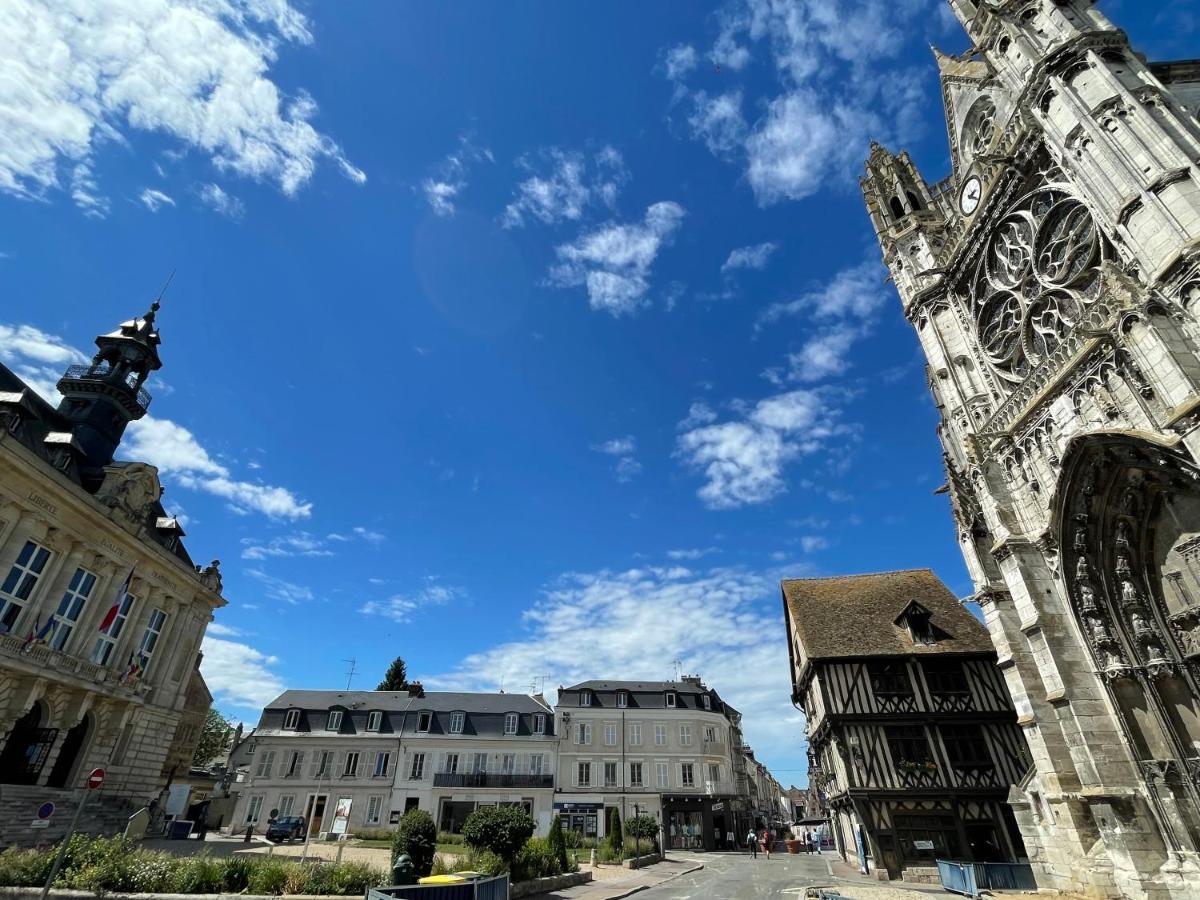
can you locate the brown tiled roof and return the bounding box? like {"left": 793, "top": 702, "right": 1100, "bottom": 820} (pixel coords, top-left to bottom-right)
{"left": 781, "top": 568, "right": 994, "bottom": 660}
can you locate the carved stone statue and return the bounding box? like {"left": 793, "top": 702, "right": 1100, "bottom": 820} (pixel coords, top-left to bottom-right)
{"left": 97, "top": 463, "right": 162, "bottom": 528}
{"left": 199, "top": 560, "right": 223, "bottom": 593}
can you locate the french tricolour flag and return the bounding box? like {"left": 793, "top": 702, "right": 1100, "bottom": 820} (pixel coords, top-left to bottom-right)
{"left": 98, "top": 567, "right": 135, "bottom": 632}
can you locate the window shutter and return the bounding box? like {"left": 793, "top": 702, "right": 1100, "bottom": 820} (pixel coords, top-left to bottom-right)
{"left": 309, "top": 753, "right": 321, "bottom": 778}
{"left": 368, "top": 751, "right": 378, "bottom": 777}
{"left": 294, "top": 750, "right": 305, "bottom": 775}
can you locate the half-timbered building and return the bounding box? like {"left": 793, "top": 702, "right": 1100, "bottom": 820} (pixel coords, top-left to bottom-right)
{"left": 783, "top": 569, "right": 1030, "bottom": 879}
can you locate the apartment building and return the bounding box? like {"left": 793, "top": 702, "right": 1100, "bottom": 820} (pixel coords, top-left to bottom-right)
{"left": 234, "top": 687, "right": 557, "bottom": 836}
{"left": 554, "top": 678, "right": 745, "bottom": 851}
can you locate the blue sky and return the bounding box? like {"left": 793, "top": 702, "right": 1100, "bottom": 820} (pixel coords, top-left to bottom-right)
{"left": 0, "top": 0, "right": 1191, "bottom": 784}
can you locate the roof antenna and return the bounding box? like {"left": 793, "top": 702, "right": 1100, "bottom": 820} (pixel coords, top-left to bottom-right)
{"left": 156, "top": 268, "right": 176, "bottom": 304}
{"left": 343, "top": 657, "right": 357, "bottom": 690}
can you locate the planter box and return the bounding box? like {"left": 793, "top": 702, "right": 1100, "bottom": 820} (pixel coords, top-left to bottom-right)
{"left": 622, "top": 853, "right": 663, "bottom": 870}
{"left": 509, "top": 871, "right": 591, "bottom": 899}
{"left": 785, "top": 840, "right": 801, "bottom": 854}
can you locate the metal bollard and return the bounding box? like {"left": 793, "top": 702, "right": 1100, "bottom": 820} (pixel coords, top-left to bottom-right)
{"left": 244, "top": 825, "right": 253, "bottom": 843}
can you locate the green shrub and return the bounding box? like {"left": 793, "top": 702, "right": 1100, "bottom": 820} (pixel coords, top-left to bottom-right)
{"left": 605, "top": 809, "right": 623, "bottom": 853}
{"left": 436, "top": 831, "right": 466, "bottom": 845}
{"left": 353, "top": 828, "right": 395, "bottom": 843}
{"left": 319, "top": 862, "right": 383, "bottom": 895}
{"left": 512, "top": 837, "right": 562, "bottom": 883}
{"left": 392, "top": 808, "right": 438, "bottom": 877}
{"left": 547, "top": 816, "right": 568, "bottom": 873}
{"left": 246, "top": 858, "right": 291, "bottom": 895}
{"left": 0, "top": 848, "right": 56, "bottom": 887}
{"left": 127, "top": 854, "right": 176, "bottom": 893}
{"left": 221, "top": 856, "right": 255, "bottom": 892}
{"left": 596, "top": 844, "right": 623, "bottom": 864}
{"left": 461, "top": 848, "right": 506, "bottom": 876}
{"left": 462, "top": 806, "right": 535, "bottom": 866}
{"left": 429, "top": 854, "right": 454, "bottom": 877}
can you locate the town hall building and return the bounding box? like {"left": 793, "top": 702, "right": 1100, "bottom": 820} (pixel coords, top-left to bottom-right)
{"left": 865, "top": 1, "right": 1200, "bottom": 896}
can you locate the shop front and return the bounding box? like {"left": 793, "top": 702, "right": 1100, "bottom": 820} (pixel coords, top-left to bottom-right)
{"left": 661, "top": 796, "right": 737, "bottom": 851}
{"left": 553, "top": 801, "right": 602, "bottom": 839}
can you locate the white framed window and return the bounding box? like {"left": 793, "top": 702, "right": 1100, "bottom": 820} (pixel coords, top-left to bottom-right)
{"left": 326, "top": 710, "right": 343, "bottom": 731}
{"left": 417, "top": 711, "right": 432, "bottom": 732}
{"left": 704, "top": 725, "right": 716, "bottom": 743}
{"left": 367, "top": 711, "right": 382, "bottom": 732}
{"left": 701, "top": 694, "right": 711, "bottom": 710}
{"left": 0, "top": 540, "right": 52, "bottom": 634}
{"left": 708, "top": 763, "right": 721, "bottom": 783}
{"left": 665, "top": 692, "right": 676, "bottom": 708}
{"left": 504, "top": 713, "right": 518, "bottom": 735}
{"left": 373, "top": 751, "right": 391, "bottom": 777}
{"left": 580, "top": 691, "right": 592, "bottom": 707}
{"left": 471, "top": 752, "right": 488, "bottom": 774}
{"left": 575, "top": 723, "right": 592, "bottom": 745}
{"left": 681, "top": 763, "right": 695, "bottom": 787}
{"left": 285, "top": 750, "right": 304, "bottom": 777}
{"left": 655, "top": 762, "right": 668, "bottom": 788}
{"left": 450, "top": 712, "right": 465, "bottom": 734}
{"left": 604, "top": 723, "right": 618, "bottom": 746}
{"left": 315, "top": 750, "right": 332, "bottom": 777}
{"left": 366, "top": 795, "right": 383, "bottom": 825}
{"left": 48, "top": 567, "right": 97, "bottom": 652}
{"left": 278, "top": 795, "right": 296, "bottom": 816}
{"left": 136, "top": 607, "right": 167, "bottom": 671}
{"left": 283, "top": 709, "right": 300, "bottom": 730}
{"left": 604, "top": 761, "right": 617, "bottom": 787}
{"left": 617, "top": 691, "right": 628, "bottom": 708}
{"left": 630, "top": 762, "right": 643, "bottom": 786}
{"left": 444, "top": 753, "right": 460, "bottom": 774}
{"left": 679, "top": 724, "right": 692, "bottom": 746}
{"left": 654, "top": 724, "right": 666, "bottom": 746}
{"left": 529, "top": 754, "right": 544, "bottom": 776}
{"left": 90, "top": 590, "right": 134, "bottom": 666}
{"left": 501, "top": 753, "right": 515, "bottom": 774}
{"left": 409, "top": 752, "right": 425, "bottom": 780}
{"left": 245, "top": 795, "right": 264, "bottom": 824}
{"left": 577, "top": 761, "right": 591, "bottom": 787}
{"left": 343, "top": 751, "right": 359, "bottom": 777}
{"left": 533, "top": 713, "right": 545, "bottom": 734}
{"left": 255, "top": 750, "right": 276, "bottom": 778}
{"left": 629, "top": 723, "right": 642, "bottom": 745}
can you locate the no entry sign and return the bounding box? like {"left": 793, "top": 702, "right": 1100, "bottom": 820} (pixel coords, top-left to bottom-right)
{"left": 87, "top": 768, "right": 105, "bottom": 790}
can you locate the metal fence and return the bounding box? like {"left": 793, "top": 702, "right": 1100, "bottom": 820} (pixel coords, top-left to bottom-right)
{"left": 366, "top": 875, "right": 508, "bottom": 900}
{"left": 936, "top": 860, "right": 1037, "bottom": 897}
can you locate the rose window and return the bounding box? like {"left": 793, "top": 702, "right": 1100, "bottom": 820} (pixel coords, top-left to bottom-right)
{"left": 970, "top": 187, "right": 1104, "bottom": 384}
{"left": 964, "top": 98, "right": 998, "bottom": 159}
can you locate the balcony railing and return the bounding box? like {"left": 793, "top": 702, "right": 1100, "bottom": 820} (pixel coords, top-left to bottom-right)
{"left": 929, "top": 691, "right": 974, "bottom": 713}
{"left": 59, "top": 365, "right": 152, "bottom": 412}
{"left": 704, "top": 780, "right": 740, "bottom": 796}
{"left": 433, "top": 772, "right": 553, "bottom": 788}
{"left": 952, "top": 764, "right": 999, "bottom": 788}
{"left": 0, "top": 633, "right": 151, "bottom": 698}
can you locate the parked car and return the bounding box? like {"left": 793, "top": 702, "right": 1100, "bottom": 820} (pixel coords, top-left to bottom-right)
{"left": 266, "top": 816, "right": 307, "bottom": 842}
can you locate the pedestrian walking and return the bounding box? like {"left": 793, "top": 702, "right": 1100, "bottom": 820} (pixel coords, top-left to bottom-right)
{"left": 762, "top": 828, "right": 772, "bottom": 860}
{"left": 746, "top": 828, "right": 758, "bottom": 858}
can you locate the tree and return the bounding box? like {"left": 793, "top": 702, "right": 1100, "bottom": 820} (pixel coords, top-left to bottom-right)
{"left": 462, "top": 805, "right": 535, "bottom": 867}
{"left": 606, "top": 808, "right": 623, "bottom": 852}
{"left": 626, "top": 816, "right": 658, "bottom": 856}
{"left": 377, "top": 656, "right": 409, "bottom": 691}
{"left": 547, "top": 815, "right": 568, "bottom": 871}
{"left": 392, "top": 808, "right": 437, "bottom": 877}
{"left": 191, "top": 709, "right": 233, "bottom": 767}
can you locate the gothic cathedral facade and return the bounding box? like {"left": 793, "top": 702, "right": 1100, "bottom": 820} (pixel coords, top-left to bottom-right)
{"left": 864, "top": 2, "right": 1200, "bottom": 897}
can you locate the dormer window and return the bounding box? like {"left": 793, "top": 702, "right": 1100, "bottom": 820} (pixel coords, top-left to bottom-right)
{"left": 283, "top": 709, "right": 300, "bottom": 730}
{"left": 367, "top": 711, "right": 382, "bottom": 732}
{"left": 701, "top": 694, "right": 711, "bottom": 710}
{"left": 417, "top": 711, "right": 432, "bottom": 733}
{"left": 504, "top": 713, "right": 518, "bottom": 735}
{"left": 326, "top": 710, "right": 343, "bottom": 731}
{"left": 617, "top": 691, "right": 628, "bottom": 708}
{"left": 894, "top": 600, "right": 944, "bottom": 645}
{"left": 665, "top": 692, "right": 677, "bottom": 708}
{"left": 533, "top": 713, "right": 545, "bottom": 735}
{"left": 580, "top": 690, "right": 592, "bottom": 707}
{"left": 450, "top": 711, "right": 465, "bottom": 734}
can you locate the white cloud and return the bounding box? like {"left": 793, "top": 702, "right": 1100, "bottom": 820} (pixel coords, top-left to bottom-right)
{"left": 245, "top": 567, "right": 314, "bottom": 605}
{"left": 688, "top": 90, "right": 747, "bottom": 156}
{"left": 139, "top": 188, "right": 175, "bottom": 212}
{"left": 0, "top": 321, "right": 311, "bottom": 520}
{"left": 615, "top": 456, "right": 643, "bottom": 482}
{"left": 591, "top": 435, "right": 641, "bottom": 483}
{"left": 0, "top": 0, "right": 363, "bottom": 213}
{"left": 722, "top": 241, "right": 778, "bottom": 273}
{"left": 201, "top": 634, "right": 285, "bottom": 712}
{"left": 676, "top": 388, "right": 843, "bottom": 508}
{"left": 664, "top": 44, "right": 699, "bottom": 81}
{"left": 427, "top": 563, "right": 804, "bottom": 770}
{"left": 501, "top": 146, "right": 627, "bottom": 229}
{"left": 421, "top": 134, "right": 492, "bottom": 217}
{"left": 785, "top": 325, "right": 860, "bottom": 382}
{"left": 678, "top": 400, "right": 718, "bottom": 431}
{"left": 800, "top": 535, "right": 829, "bottom": 552}
{"left": 205, "top": 622, "right": 244, "bottom": 637}
{"left": 197, "top": 183, "right": 245, "bottom": 219}
{"left": 666, "top": 547, "right": 719, "bottom": 560}
{"left": 240, "top": 531, "right": 332, "bottom": 560}
{"left": 360, "top": 580, "right": 461, "bottom": 624}
{"left": 549, "top": 201, "right": 686, "bottom": 315}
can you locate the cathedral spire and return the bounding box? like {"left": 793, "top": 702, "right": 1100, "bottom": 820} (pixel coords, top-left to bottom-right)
{"left": 55, "top": 299, "right": 164, "bottom": 486}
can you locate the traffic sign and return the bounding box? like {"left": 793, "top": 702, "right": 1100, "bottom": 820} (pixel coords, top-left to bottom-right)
{"left": 37, "top": 802, "right": 54, "bottom": 820}
{"left": 87, "top": 768, "right": 105, "bottom": 790}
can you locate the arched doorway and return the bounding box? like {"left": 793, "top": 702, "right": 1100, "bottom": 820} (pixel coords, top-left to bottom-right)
{"left": 0, "top": 702, "right": 58, "bottom": 785}
{"left": 46, "top": 714, "right": 91, "bottom": 788}
{"left": 1056, "top": 433, "right": 1200, "bottom": 851}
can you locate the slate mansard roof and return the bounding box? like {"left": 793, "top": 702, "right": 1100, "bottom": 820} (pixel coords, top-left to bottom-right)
{"left": 781, "top": 568, "right": 995, "bottom": 661}
{"left": 259, "top": 689, "right": 555, "bottom": 738}
{"left": 558, "top": 678, "right": 733, "bottom": 715}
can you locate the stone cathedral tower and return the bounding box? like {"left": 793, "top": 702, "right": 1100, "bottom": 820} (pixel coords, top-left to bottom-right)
{"left": 864, "top": 2, "right": 1200, "bottom": 897}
